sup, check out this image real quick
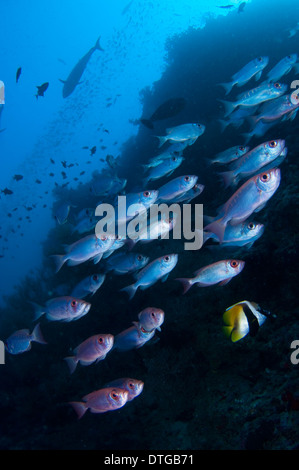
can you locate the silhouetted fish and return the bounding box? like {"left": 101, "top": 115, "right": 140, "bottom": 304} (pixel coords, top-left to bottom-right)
{"left": 35, "top": 82, "right": 49, "bottom": 99}
{"left": 13, "top": 174, "right": 23, "bottom": 181}
{"left": 60, "top": 36, "right": 104, "bottom": 98}
{"left": 140, "top": 98, "right": 186, "bottom": 129}
{"left": 1, "top": 188, "right": 13, "bottom": 195}
{"left": 16, "top": 67, "right": 22, "bottom": 83}
{"left": 238, "top": 2, "right": 246, "bottom": 13}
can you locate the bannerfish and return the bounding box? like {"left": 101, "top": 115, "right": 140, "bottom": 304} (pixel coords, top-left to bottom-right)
{"left": 69, "top": 387, "right": 129, "bottom": 419}
{"left": 222, "top": 300, "right": 273, "bottom": 342}
{"left": 140, "top": 97, "right": 186, "bottom": 129}
{"left": 60, "top": 36, "right": 104, "bottom": 98}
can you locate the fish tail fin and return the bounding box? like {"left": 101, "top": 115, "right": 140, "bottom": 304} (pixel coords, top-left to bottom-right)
{"left": 202, "top": 231, "right": 213, "bottom": 245}
{"left": 218, "top": 119, "right": 230, "bottom": 133}
{"left": 218, "top": 99, "right": 236, "bottom": 118}
{"left": 64, "top": 356, "right": 78, "bottom": 374}
{"left": 28, "top": 301, "right": 46, "bottom": 321}
{"left": 31, "top": 322, "right": 47, "bottom": 345}
{"left": 218, "top": 170, "right": 236, "bottom": 188}
{"left": 204, "top": 218, "right": 226, "bottom": 244}
{"left": 156, "top": 135, "right": 168, "bottom": 148}
{"left": 218, "top": 81, "right": 234, "bottom": 95}
{"left": 120, "top": 283, "right": 138, "bottom": 300}
{"left": 175, "top": 278, "right": 193, "bottom": 294}
{"left": 50, "top": 254, "right": 66, "bottom": 273}
{"left": 69, "top": 401, "right": 87, "bottom": 419}
{"left": 95, "top": 36, "right": 104, "bottom": 51}
{"left": 140, "top": 119, "right": 154, "bottom": 129}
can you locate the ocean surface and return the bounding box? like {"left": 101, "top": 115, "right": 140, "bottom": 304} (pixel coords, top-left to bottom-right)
{"left": 0, "top": 0, "right": 299, "bottom": 451}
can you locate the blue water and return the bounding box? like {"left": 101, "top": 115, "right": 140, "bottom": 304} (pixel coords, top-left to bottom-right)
{"left": 1, "top": 0, "right": 299, "bottom": 451}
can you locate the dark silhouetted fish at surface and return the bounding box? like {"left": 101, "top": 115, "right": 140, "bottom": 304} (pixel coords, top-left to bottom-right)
{"left": 16, "top": 67, "right": 22, "bottom": 83}
{"left": 140, "top": 98, "right": 186, "bottom": 129}
{"left": 60, "top": 36, "right": 104, "bottom": 98}
{"left": 217, "top": 5, "right": 234, "bottom": 9}
{"left": 35, "top": 82, "right": 49, "bottom": 99}
{"left": 1, "top": 188, "right": 13, "bottom": 195}
{"left": 238, "top": 2, "right": 246, "bottom": 13}
{"left": 13, "top": 174, "right": 23, "bottom": 181}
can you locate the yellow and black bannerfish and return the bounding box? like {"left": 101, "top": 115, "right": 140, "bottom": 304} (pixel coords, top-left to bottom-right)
{"left": 222, "top": 300, "right": 271, "bottom": 342}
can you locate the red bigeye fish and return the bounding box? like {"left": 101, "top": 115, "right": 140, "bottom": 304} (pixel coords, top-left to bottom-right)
{"left": 176, "top": 259, "right": 245, "bottom": 294}
{"left": 69, "top": 387, "right": 129, "bottom": 419}
{"left": 70, "top": 273, "right": 106, "bottom": 298}
{"left": 219, "top": 139, "right": 285, "bottom": 187}
{"left": 134, "top": 307, "right": 165, "bottom": 333}
{"left": 5, "top": 323, "right": 47, "bottom": 355}
{"left": 204, "top": 168, "right": 281, "bottom": 243}
{"left": 104, "top": 378, "right": 144, "bottom": 402}
{"left": 64, "top": 334, "right": 114, "bottom": 374}
{"left": 30, "top": 296, "right": 91, "bottom": 322}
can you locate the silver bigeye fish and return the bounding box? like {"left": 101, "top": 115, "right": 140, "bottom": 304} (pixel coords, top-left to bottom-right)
{"left": 209, "top": 145, "right": 249, "bottom": 165}
{"left": 71, "top": 273, "right": 106, "bottom": 298}
{"left": 249, "top": 93, "right": 299, "bottom": 125}
{"left": 30, "top": 296, "right": 91, "bottom": 322}
{"left": 127, "top": 215, "right": 177, "bottom": 248}
{"left": 5, "top": 323, "right": 47, "bottom": 355}
{"left": 219, "top": 56, "right": 269, "bottom": 95}
{"left": 51, "top": 234, "right": 114, "bottom": 273}
{"left": 202, "top": 220, "right": 265, "bottom": 248}
{"left": 220, "top": 81, "right": 287, "bottom": 117}
{"left": 143, "top": 155, "right": 184, "bottom": 184}
{"left": 204, "top": 168, "right": 281, "bottom": 243}
{"left": 156, "top": 123, "right": 205, "bottom": 148}
{"left": 121, "top": 254, "right": 178, "bottom": 300}
{"left": 157, "top": 175, "right": 198, "bottom": 202}
{"left": 60, "top": 36, "right": 104, "bottom": 98}
{"left": 64, "top": 333, "right": 114, "bottom": 374}
{"left": 104, "top": 378, "right": 144, "bottom": 401}
{"left": 266, "top": 54, "right": 298, "bottom": 82}
{"left": 114, "top": 308, "right": 165, "bottom": 351}
{"left": 176, "top": 259, "right": 245, "bottom": 294}
{"left": 104, "top": 252, "right": 149, "bottom": 275}
{"left": 69, "top": 387, "right": 129, "bottom": 419}
{"left": 171, "top": 183, "right": 205, "bottom": 203}
{"left": 219, "top": 139, "right": 285, "bottom": 187}
{"left": 71, "top": 215, "right": 98, "bottom": 235}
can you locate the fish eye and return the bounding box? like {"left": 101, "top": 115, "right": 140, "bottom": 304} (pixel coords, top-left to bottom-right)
{"left": 258, "top": 57, "right": 263, "bottom": 62}
{"left": 143, "top": 191, "right": 150, "bottom": 197}
{"left": 151, "top": 311, "right": 156, "bottom": 317}
{"left": 274, "top": 82, "right": 281, "bottom": 89}
{"left": 92, "top": 274, "right": 98, "bottom": 281}
{"left": 260, "top": 172, "right": 270, "bottom": 182}
{"left": 239, "top": 146, "right": 245, "bottom": 151}
{"left": 269, "top": 140, "right": 277, "bottom": 148}
{"left": 197, "top": 124, "right": 202, "bottom": 128}
{"left": 172, "top": 156, "right": 177, "bottom": 161}
{"left": 71, "top": 300, "right": 77, "bottom": 308}
{"left": 247, "top": 222, "right": 256, "bottom": 230}
{"left": 98, "top": 336, "right": 103, "bottom": 343}
{"left": 111, "top": 391, "right": 118, "bottom": 399}
{"left": 184, "top": 176, "right": 190, "bottom": 182}
{"left": 230, "top": 260, "right": 239, "bottom": 268}
{"left": 137, "top": 254, "right": 143, "bottom": 261}
{"left": 164, "top": 255, "right": 170, "bottom": 262}
{"left": 141, "top": 327, "right": 147, "bottom": 333}
{"left": 101, "top": 235, "right": 107, "bottom": 241}
{"left": 128, "top": 382, "right": 134, "bottom": 389}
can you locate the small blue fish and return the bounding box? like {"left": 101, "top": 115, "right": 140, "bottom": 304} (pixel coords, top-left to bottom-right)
{"left": 267, "top": 54, "right": 298, "bottom": 82}
{"left": 104, "top": 252, "right": 149, "bottom": 275}
{"left": 156, "top": 123, "right": 205, "bottom": 148}
{"left": 121, "top": 254, "right": 178, "bottom": 300}
{"left": 5, "top": 323, "right": 47, "bottom": 355}
{"left": 220, "top": 56, "right": 269, "bottom": 95}
{"left": 143, "top": 155, "right": 184, "bottom": 184}
{"left": 202, "top": 220, "right": 265, "bottom": 248}
{"left": 71, "top": 273, "right": 106, "bottom": 298}
{"left": 157, "top": 175, "right": 198, "bottom": 202}
{"left": 209, "top": 145, "right": 250, "bottom": 165}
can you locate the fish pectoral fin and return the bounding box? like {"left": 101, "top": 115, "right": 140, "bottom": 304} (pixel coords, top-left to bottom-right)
{"left": 255, "top": 71, "right": 262, "bottom": 81}
{"left": 161, "top": 273, "right": 169, "bottom": 283}
{"left": 219, "top": 277, "right": 232, "bottom": 286}
{"left": 58, "top": 79, "right": 66, "bottom": 83}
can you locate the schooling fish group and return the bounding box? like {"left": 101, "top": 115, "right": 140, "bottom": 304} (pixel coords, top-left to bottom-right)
{"left": 5, "top": 49, "right": 299, "bottom": 418}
